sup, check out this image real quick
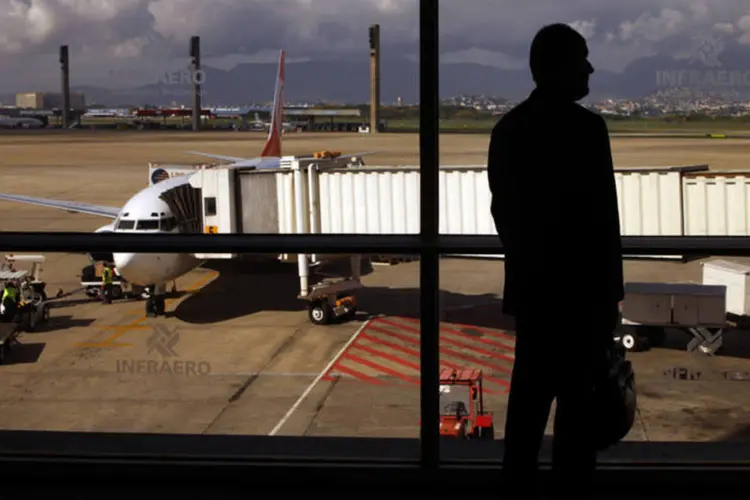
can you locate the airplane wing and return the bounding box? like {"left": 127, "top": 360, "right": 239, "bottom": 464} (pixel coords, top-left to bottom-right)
{"left": 233, "top": 152, "right": 380, "bottom": 169}
{"left": 298, "top": 151, "right": 380, "bottom": 162}
{"left": 185, "top": 151, "right": 246, "bottom": 163}
{"left": 0, "top": 193, "right": 120, "bottom": 219}
{"left": 184, "top": 151, "right": 380, "bottom": 171}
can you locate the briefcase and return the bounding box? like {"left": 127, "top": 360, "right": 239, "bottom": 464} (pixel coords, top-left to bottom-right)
{"left": 593, "top": 343, "right": 637, "bottom": 451}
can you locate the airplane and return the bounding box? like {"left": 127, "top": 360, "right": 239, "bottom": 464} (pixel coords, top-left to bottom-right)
{"left": 0, "top": 49, "right": 375, "bottom": 308}
{"left": 83, "top": 109, "right": 129, "bottom": 118}
{"left": 246, "top": 112, "right": 296, "bottom": 133}
{"left": 0, "top": 116, "right": 44, "bottom": 129}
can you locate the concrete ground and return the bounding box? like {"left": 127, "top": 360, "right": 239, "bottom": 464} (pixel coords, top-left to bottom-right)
{"left": 0, "top": 254, "right": 748, "bottom": 444}
{"left": 0, "top": 131, "right": 749, "bottom": 446}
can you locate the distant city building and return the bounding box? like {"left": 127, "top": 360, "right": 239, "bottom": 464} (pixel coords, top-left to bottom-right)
{"left": 15, "top": 92, "right": 44, "bottom": 109}
{"left": 15, "top": 91, "right": 86, "bottom": 110}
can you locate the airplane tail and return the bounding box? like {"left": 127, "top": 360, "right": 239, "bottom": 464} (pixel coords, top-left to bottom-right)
{"left": 260, "top": 50, "right": 285, "bottom": 157}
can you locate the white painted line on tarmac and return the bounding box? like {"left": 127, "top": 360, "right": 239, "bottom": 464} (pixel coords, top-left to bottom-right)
{"left": 206, "top": 371, "right": 358, "bottom": 378}
{"left": 267, "top": 318, "right": 372, "bottom": 436}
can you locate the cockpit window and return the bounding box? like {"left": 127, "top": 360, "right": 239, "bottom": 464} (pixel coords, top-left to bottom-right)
{"left": 136, "top": 220, "right": 160, "bottom": 230}
{"left": 117, "top": 220, "right": 135, "bottom": 230}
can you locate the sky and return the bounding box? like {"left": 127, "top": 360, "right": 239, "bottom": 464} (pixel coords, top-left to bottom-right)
{"left": 1, "top": 0, "right": 750, "bottom": 92}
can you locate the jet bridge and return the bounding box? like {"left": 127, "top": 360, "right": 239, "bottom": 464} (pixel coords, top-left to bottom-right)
{"left": 184, "top": 154, "right": 366, "bottom": 325}
{"left": 159, "top": 184, "right": 203, "bottom": 234}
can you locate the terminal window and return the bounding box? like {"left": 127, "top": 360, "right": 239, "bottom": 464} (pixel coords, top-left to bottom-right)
{"left": 204, "top": 197, "right": 217, "bottom": 216}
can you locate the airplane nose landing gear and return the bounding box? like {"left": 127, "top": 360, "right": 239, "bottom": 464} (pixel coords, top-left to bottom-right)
{"left": 145, "top": 284, "right": 167, "bottom": 317}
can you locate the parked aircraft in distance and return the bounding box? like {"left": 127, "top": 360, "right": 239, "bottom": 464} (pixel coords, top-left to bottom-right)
{"left": 0, "top": 116, "right": 44, "bottom": 128}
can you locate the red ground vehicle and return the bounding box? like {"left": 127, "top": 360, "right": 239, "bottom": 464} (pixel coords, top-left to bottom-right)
{"left": 438, "top": 368, "right": 494, "bottom": 439}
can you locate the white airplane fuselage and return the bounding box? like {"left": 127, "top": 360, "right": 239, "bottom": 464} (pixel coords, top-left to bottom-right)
{"left": 105, "top": 158, "right": 285, "bottom": 286}
{"left": 107, "top": 174, "right": 201, "bottom": 286}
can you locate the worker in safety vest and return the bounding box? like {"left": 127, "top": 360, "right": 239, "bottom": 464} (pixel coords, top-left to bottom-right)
{"left": 1, "top": 280, "right": 20, "bottom": 322}
{"left": 101, "top": 264, "right": 114, "bottom": 304}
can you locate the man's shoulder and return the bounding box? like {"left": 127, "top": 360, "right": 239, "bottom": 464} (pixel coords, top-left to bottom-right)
{"left": 491, "top": 101, "right": 531, "bottom": 134}
{"left": 569, "top": 103, "right": 607, "bottom": 129}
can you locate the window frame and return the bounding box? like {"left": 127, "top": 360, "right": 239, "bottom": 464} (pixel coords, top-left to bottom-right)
{"left": 4, "top": 0, "right": 750, "bottom": 479}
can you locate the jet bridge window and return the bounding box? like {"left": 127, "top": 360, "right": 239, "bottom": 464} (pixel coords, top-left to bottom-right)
{"left": 117, "top": 220, "right": 135, "bottom": 230}
{"left": 204, "top": 197, "right": 217, "bottom": 216}
{"left": 136, "top": 220, "right": 160, "bottom": 230}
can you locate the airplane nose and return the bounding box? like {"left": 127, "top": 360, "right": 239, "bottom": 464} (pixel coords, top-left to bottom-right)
{"left": 113, "top": 253, "right": 135, "bottom": 275}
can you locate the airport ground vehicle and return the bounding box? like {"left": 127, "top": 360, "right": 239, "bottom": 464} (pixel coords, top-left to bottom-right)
{"left": 306, "top": 285, "right": 358, "bottom": 325}
{"left": 302, "top": 257, "right": 363, "bottom": 326}
{"left": 436, "top": 368, "right": 495, "bottom": 439}
{"left": 0, "top": 299, "right": 51, "bottom": 362}
{"left": 1, "top": 254, "right": 49, "bottom": 302}
{"left": 0, "top": 255, "right": 54, "bottom": 362}
{"left": 81, "top": 263, "right": 145, "bottom": 300}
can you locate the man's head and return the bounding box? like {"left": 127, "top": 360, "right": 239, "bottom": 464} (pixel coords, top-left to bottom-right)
{"left": 529, "top": 23, "right": 594, "bottom": 101}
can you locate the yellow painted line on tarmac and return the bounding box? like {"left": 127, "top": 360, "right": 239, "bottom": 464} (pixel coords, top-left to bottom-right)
{"left": 74, "top": 270, "right": 219, "bottom": 349}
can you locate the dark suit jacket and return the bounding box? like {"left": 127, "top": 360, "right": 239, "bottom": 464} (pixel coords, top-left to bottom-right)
{"left": 488, "top": 89, "right": 624, "bottom": 318}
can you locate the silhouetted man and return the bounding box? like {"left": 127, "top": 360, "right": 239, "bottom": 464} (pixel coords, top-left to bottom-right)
{"left": 487, "top": 24, "right": 624, "bottom": 499}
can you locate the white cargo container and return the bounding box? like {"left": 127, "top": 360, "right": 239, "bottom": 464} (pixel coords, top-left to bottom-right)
{"left": 702, "top": 259, "right": 750, "bottom": 317}
{"left": 622, "top": 282, "right": 726, "bottom": 326}
{"left": 619, "top": 281, "right": 727, "bottom": 355}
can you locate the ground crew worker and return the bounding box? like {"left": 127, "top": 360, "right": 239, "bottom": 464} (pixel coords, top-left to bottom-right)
{"left": 101, "top": 263, "right": 114, "bottom": 304}
{"left": 1, "top": 280, "right": 20, "bottom": 322}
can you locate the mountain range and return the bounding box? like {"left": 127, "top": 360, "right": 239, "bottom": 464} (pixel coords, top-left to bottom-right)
{"left": 4, "top": 43, "right": 750, "bottom": 107}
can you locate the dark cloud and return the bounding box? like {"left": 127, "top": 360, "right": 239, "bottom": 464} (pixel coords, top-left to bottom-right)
{"left": 1, "top": 0, "right": 750, "bottom": 91}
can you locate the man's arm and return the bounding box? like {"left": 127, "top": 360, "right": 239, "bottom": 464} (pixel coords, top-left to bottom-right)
{"left": 598, "top": 116, "right": 625, "bottom": 301}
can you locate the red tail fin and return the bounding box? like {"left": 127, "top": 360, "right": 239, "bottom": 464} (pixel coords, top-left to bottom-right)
{"left": 260, "top": 50, "right": 285, "bottom": 157}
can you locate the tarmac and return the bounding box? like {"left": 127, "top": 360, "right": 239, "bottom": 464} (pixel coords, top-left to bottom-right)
{"left": 0, "top": 252, "right": 746, "bottom": 444}
{"left": 0, "top": 134, "right": 750, "bottom": 446}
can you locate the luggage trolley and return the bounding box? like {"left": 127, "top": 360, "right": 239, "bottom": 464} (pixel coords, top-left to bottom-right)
{"left": 614, "top": 282, "right": 728, "bottom": 355}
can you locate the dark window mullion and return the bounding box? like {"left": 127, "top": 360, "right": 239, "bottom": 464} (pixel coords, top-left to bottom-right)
{"left": 419, "top": 0, "right": 440, "bottom": 470}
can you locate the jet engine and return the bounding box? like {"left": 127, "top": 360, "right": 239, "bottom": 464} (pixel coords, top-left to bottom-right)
{"left": 89, "top": 223, "right": 115, "bottom": 263}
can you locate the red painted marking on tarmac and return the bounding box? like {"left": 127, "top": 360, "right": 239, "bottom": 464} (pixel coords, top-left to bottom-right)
{"left": 358, "top": 334, "right": 507, "bottom": 394}
{"left": 434, "top": 323, "right": 514, "bottom": 353}
{"left": 350, "top": 341, "right": 421, "bottom": 372}
{"left": 341, "top": 353, "right": 420, "bottom": 385}
{"left": 399, "top": 316, "right": 516, "bottom": 342}
{"left": 376, "top": 317, "right": 515, "bottom": 365}
{"left": 364, "top": 326, "right": 509, "bottom": 391}
{"left": 329, "top": 363, "right": 386, "bottom": 385}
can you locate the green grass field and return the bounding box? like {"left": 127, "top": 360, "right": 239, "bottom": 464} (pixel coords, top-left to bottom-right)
{"left": 72, "top": 115, "right": 750, "bottom": 136}
{"left": 386, "top": 118, "right": 750, "bottom": 135}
